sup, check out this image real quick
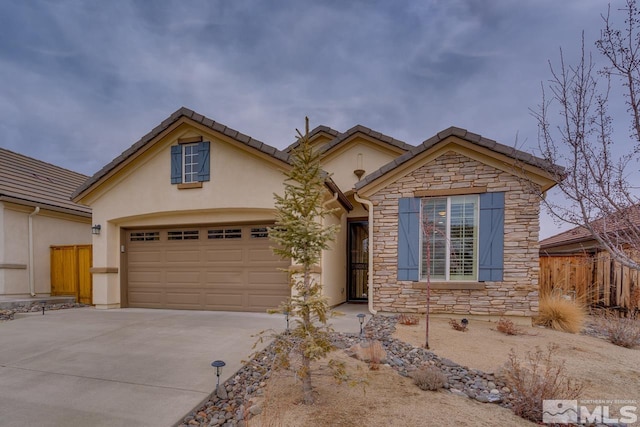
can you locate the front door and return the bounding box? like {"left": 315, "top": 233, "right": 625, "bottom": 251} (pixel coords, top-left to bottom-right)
{"left": 347, "top": 221, "right": 369, "bottom": 301}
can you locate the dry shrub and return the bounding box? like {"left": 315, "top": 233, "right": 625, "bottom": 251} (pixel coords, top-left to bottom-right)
{"left": 534, "top": 294, "right": 585, "bottom": 333}
{"left": 502, "top": 344, "right": 586, "bottom": 423}
{"left": 411, "top": 366, "right": 447, "bottom": 391}
{"left": 595, "top": 311, "right": 640, "bottom": 348}
{"left": 398, "top": 313, "right": 420, "bottom": 325}
{"left": 496, "top": 317, "right": 521, "bottom": 335}
{"left": 365, "top": 340, "right": 386, "bottom": 370}
{"left": 448, "top": 318, "right": 467, "bottom": 332}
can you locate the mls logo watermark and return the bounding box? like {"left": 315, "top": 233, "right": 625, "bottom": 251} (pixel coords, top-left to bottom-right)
{"left": 543, "top": 399, "right": 638, "bottom": 425}
{"left": 542, "top": 400, "right": 578, "bottom": 423}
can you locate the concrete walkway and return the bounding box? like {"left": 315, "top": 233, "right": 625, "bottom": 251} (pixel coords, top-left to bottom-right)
{"left": 0, "top": 304, "right": 370, "bottom": 427}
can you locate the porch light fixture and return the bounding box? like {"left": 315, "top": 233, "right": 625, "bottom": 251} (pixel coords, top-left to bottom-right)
{"left": 357, "top": 313, "right": 366, "bottom": 336}
{"left": 211, "top": 360, "right": 226, "bottom": 389}
{"left": 91, "top": 224, "right": 101, "bottom": 235}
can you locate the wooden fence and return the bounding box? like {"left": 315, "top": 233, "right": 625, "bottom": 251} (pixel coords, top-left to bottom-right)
{"left": 50, "top": 245, "right": 92, "bottom": 305}
{"left": 539, "top": 252, "right": 640, "bottom": 311}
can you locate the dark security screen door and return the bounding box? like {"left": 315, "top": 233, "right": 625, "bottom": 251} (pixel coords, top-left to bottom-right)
{"left": 348, "top": 221, "right": 368, "bottom": 301}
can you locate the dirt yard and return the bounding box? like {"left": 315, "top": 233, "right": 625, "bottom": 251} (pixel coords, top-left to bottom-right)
{"left": 249, "top": 316, "right": 639, "bottom": 426}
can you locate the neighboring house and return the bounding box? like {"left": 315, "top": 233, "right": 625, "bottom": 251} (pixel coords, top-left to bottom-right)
{"left": 539, "top": 207, "right": 640, "bottom": 310}
{"left": 0, "top": 148, "right": 92, "bottom": 297}
{"left": 72, "top": 107, "right": 558, "bottom": 318}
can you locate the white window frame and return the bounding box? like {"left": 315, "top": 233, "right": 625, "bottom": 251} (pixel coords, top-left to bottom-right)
{"left": 182, "top": 143, "right": 198, "bottom": 183}
{"left": 420, "top": 195, "right": 479, "bottom": 281}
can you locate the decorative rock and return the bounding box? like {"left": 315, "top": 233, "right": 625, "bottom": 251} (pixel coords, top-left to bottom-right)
{"left": 248, "top": 404, "right": 262, "bottom": 416}
{"left": 490, "top": 389, "right": 500, "bottom": 395}
{"left": 475, "top": 394, "right": 490, "bottom": 403}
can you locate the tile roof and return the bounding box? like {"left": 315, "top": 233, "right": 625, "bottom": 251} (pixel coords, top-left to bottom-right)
{"left": 72, "top": 107, "right": 290, "bottom": 199}
{"left": 319, "top": 124, "right": 413, "bottom": 155}
{"left": 355, "top": 126, "right": 563, "bottom": 191}
{"left": 0, "top": 148, "right": 90, "bottom": 216}
{"left": 284, "top": 125, "right": 341, "bottom": 153}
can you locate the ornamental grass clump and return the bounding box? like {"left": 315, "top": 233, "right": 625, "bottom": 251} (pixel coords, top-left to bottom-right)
{"left": 535, "top": 294, "right": 585, "bottom": 333}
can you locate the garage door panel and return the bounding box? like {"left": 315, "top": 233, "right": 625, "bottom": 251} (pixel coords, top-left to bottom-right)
{"left": 204, "top": 293, "right": 245, "bottom": 308}
{"left": 128, "top": 250, "right": 163, "bottom": 264}
{"left": 204, "top": 271, "right": 245, "bottom": 284}
{"left": 248, "top": 270, "right": 289, "bottom": 285}
{"left": 127, "top": 224, "right": 290, "bottom": 311}
{"left": 128, "top": 271, "right": 162, "bottom": 283}
{"left": 129, "top": 290, "right": 163, "bottom": 305}
{"left": 166, "top": 292, "right": 202, "bottom": 306}
{"left": 166, "top": 271, "right": 201, "bottom": 284}
{"left": 205, "top": 249, "right": 244, "bottom": 263}
{"left": 248, "top": 248, "right": 281, "bottom": 262}
{"left": 166, "top": 250, "right": 202, "bottom": 263}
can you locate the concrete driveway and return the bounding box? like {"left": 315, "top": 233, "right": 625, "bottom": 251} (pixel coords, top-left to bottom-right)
{"left": 0, "top": 305, "right": 369, "bottom": 427}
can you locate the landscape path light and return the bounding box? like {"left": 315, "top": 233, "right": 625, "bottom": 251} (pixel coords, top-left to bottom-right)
{"left": 284, "top": 311, "right": 290, "bottom": 333}
{"left": 211, "top": 360, "right": 225, "bottom": 388}
{"left": 357, "top": 313, "right": 366, "bottom": 336}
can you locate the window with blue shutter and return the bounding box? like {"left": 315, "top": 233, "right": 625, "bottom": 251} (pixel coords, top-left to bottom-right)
{"left": 170, "top": 140, "right": 210, "bottom": 185}
{"left": 399, "top": 192, "right": 504, "bottom": 282}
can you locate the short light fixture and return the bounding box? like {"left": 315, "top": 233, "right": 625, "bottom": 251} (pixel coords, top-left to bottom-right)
{"left": 91, "top": 224, "right": 101, "bottom": 235}
{"left": 284, "top": 311, "right": 290, "bottom": 333}
{"left": 211, "top": 360, "right": 226, "bottom": 389}
{"left": 461, "top": 318, "right": 469, "bottom": 328}
{"left": 40, "top": 301, "right": 46, "bottom": 315}
{"left": 357, "top": 313, "right": 366, "bottom": 336}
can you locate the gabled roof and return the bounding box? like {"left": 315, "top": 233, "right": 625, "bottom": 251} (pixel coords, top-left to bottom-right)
{"left": 355, "top": 126, "right": 562, "bottom": 191}
{"left": 0, "top": 148, "right": 90, "bottom": 216}
{"left": 285, "top": 124, "right": 413, "bottom": 155}
{"left": 284, "top": 125, "right": 340, "bottom": 153}
{"left": 72, "top": 107, "right": 290, "bottom": 200}
{"left": 320, "top": 124, "right": 413, "bottom": 155}
{"left": 540, "top": 204, "right": 640, "bottom": 251}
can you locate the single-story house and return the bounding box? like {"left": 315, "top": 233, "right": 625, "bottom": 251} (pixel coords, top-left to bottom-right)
{"left": 0, "top": 148, "right": 92, "bottom": 297}
{"left": 72, "top": 107, "right": 558, "bottom": 318}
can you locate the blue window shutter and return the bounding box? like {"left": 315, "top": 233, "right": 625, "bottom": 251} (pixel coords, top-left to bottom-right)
{"left": 170, "top": 145, "right": 182, "bottom": 184}
{"left": 398, "top": 197, "right": 421, "bottom": 281}
{"left": 478, "top": 192, "right": 504, "bottom": 281}
{"left": 197, "top": 141, "right": 210, "bottom": 182}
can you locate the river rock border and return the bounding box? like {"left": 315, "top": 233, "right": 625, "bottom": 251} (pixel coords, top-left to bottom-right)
{"left": 177, "top": 315, "right": 512, "bottom": 427}
{"left": 0, "top": 302, "right": 88, "bottom": 321}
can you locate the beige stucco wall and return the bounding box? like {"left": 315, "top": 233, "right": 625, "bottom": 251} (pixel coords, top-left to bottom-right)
{"left": 366, "top": 150, "right": 541, "bottom": 318}
{"left": 321, "top": 139, "right": 403, "bottom": 193}
{"left": 321, "top": 211, "right": 347, "bottom": 306}
{"left": 0, "top": 202, "right": 91, "bottom": 296}
{"left": 84, "top": 121, "right": 349, "bottom": 309}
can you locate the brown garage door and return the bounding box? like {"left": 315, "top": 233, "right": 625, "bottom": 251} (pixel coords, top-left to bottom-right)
{"left": 126, "top": 225, "right": 290, "bottom": 312}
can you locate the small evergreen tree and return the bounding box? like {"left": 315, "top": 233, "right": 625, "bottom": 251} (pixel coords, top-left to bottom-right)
{"left": 269, "top": 117, "right": 339, "bottom": 405}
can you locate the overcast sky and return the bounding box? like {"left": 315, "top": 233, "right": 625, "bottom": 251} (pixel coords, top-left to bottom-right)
{"left": 0, "top": 0, "right": 630, "bottom": 238}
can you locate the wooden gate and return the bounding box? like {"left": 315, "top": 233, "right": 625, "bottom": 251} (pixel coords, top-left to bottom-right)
{"left": 50, "top": 245, "right": 92, "bottom": 304}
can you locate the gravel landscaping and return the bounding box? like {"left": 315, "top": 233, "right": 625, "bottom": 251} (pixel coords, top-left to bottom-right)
{"left": 0, "top": 301, "right": 88, "bottom": 321}
{"left": 177, "top": 315, "right": 510, "bottom": 427}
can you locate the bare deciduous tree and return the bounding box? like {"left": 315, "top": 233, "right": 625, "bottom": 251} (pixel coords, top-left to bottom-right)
{"left": 532, "top": 0, "right": 640, "bottom": 270}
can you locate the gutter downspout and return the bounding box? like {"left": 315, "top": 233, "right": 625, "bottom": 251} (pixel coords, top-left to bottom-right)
{"left": 353, "top": 193, "right": 376, "bottom": 315}
{"left": 28, "top": 206, "right": 40, "bottom": 296}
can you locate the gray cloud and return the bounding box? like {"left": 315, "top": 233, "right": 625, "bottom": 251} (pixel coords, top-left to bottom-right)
{"left": 0, "top": 0, "right": 625, "bottom": 237}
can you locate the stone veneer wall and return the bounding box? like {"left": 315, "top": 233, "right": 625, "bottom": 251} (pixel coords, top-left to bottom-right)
{"left": 369, "top": 151, "right": 541, "bottom": 317}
